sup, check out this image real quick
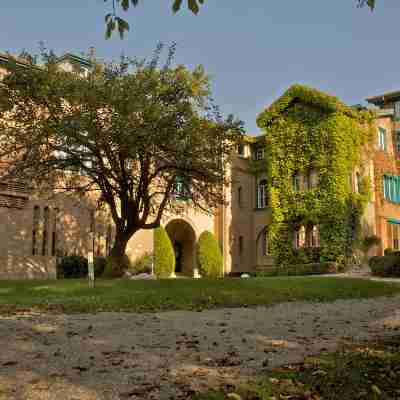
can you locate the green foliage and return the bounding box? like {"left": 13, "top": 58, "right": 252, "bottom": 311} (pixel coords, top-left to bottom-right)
{"left": 257, "top": 84, "right": 375, "bottom": 267}
{"left": 57, "top": 255, "right": 106, "bottom": 278}
{"left": 258, "top": 262, "right": 338, "bottom": 277}
{"left": 197, "top": 231, "right": 223, "bottom": 278}
{"left": 369, "top": 255, "right": 400, "bottom": 277}
{"left": 102, "top": 254, "right": 131, "bottom": 278}
{"left": 154, "top": 226, "right": 175, "bottom": 278}
{"left": 129, "top": 252, "right": 153, "bottom": 275}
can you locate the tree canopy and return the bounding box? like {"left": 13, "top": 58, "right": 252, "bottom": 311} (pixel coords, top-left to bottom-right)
{"left": 0, "top": 45, "right": 242, "bottom": 271}
{"left": 104, "top": 0, "right": 376, "bottom": 38}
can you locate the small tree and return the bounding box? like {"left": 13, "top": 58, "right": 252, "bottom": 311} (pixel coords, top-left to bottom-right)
{"left": 154, "top": 226, "right": 175, "bottom": 278}
{"left": 197, "top": 230, "right": 223, "bottom": 278}
{"left": 0, "top": 46, "right": 242, "bottom": 275}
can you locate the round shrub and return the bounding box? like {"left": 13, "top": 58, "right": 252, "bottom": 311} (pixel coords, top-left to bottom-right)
{"left": 197, "top": 231, "right": 223, "bottom": 278}
{"left": 57, "top": 255, "right": 88, "bottom": 279}
{"left": 154, "top": 226, "right": 175, "bottom": 278}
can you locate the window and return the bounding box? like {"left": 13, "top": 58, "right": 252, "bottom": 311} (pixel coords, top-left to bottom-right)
{"left": 292, "top": 173, "right": 301, "bottom": 192}
{"left": 173, "top": 176, "right": 190, "bottom": 199}
{"left": 387, "top": 221, "right": 400, "bottom": 250}
{"left": 239, "top": 236, "right": 243, "bottom": 255}
{"left": 238, "top": 186, "right": 242, "bottom": 207}
{"left": 262, "top": 229, "right": 270, "bottom": 256}
{"left": 396, "top": 130, "right": 400, "bottom": 154}
{"left": 378, "top": 127, "right": 387, "bottom": 151}
{"left": 255, "top": 148, "right": 265, "bottom": 161}
{"left": 237, "top": 143, "right": 245, "bottom": 157}
{"left": 293, "top": 226, "right": 305, "bottom": 249}
{"left": 42, "top": 207, "right": 50, "bottom": 256}
{"left": 306, "top": 169, "right": 318, "bottom": 190}
{"left": 32, "top": 206, "right": 40, "bottom": 256}
{"left": 395, "top": 101, "right": 400, "bottom": 121}
{"left": 383, "top": 175, "right": 400, "bottom": 204}
{"left": 305, "top": 225, "right": 320, "bottom": 247}
{"left": 51, "top": 208, "right": 59, "bottom": 256}
{"left": 256, "top": 179, "right": 268, "bottom": 209}
{"left": 355, "top": 172, "right": 362, "bottom": 193}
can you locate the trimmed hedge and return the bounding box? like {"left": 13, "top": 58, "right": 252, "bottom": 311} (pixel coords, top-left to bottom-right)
{"left": 154, "top": 226, "right": 175, "bottom": 278}
{"left": 197, "top": 231, "right": 223, "bottom": 278}
{"left": 258, "top": 262, "right": 338, "bottom": 277}
{"left": 369, "top": 255, "right": 400, "bottom": 277}
{"left": 57, "top": 255, "right": 107, "bottom": 279}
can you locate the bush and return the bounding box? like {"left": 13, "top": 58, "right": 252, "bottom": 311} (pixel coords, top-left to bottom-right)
{"left": 57, "top": 255, "right": 88, "bottom": 279}
{"left": 94, "top": 256, "right": 107, "bottom": 278}
{"left": 197, "top": 231, "right": 223, "bottom": 278}
{"left": 102, "top": 254, "right": 131, "bottom": 278}
{"left": 369, "top": 255, "right": 400, "bottom": 277}
{"left": 129, "top": 252, "right": 153, "bottom": 275}
{"left": 154, "top": 226, "right": 175, "bottom": 278}
{"left": 257, "top": 262, "right": 338, "bottom": 277}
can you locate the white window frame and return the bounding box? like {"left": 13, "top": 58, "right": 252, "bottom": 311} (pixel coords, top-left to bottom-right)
{"left": 257, "top": 179, "right": 268, "bottom": 209}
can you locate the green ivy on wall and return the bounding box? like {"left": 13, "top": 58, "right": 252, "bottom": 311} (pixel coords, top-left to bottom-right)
{"left": 256, "top": 84, "right": 375, "bottom": 267}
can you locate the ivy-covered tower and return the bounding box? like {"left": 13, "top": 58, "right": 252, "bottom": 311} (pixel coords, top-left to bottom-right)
{"left": 257, "top": 85, "right": 374, "bottom": 267}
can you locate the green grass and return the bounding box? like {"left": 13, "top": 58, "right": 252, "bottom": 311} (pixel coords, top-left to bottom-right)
{"left": 197, "top": 335, "right": 400, "bottom": 400}
{"left": 0, "top": 277, "right": 399, "bottom": 314}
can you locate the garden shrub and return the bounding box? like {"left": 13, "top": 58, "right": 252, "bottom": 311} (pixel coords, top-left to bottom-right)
{"left": 369, "top": 255, "right": 400, "bottom": 277}
{"left": 129, "top": 252, "right": 153, "bottom": 275}
{"left": 197, "top": 231, "right": 223, "bottom": 278}
{"left": 102, "top": 254, "right": 131, "bottom": 278}
{"left": 57, "top": 255, "right": 88, "bottom": 279}
{"left": 257, "top": 262, "right": 338, "bottom": 277}
{"left": 154, "top": 226, "right": 175, "bottom": 278}
{"left": 94, "top": 256, "right": 107, "bottom": 278}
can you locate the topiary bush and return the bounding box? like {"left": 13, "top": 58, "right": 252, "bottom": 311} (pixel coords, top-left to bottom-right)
{"left": 369, "top": 255, "right": 400, "bottom": 277}
{"left": 57, "top": 255, "right": 88, "bottom": 279}
{"left": 197, "top": 231, "right": 223, "bottom": 278}
{"left": 154, "top": 226, "right": 175, "bottom": 278}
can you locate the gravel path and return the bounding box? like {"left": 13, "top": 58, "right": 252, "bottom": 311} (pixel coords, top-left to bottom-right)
{"left": 1, "top": 296, "right": 400, "bottom": 400}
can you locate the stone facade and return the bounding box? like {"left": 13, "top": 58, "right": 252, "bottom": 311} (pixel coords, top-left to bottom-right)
{"left": 1, "top": 51, "right": 400, "bottom": 278}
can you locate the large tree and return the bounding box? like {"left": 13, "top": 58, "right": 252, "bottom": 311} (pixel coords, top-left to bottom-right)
{"left": 0, "top": 46, "right": 242, "bottom": 273}
{"left": 104, "top": 0, "right": 377, "bottom": 38}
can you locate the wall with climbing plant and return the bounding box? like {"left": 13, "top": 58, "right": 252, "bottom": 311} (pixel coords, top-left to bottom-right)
{"left": 256, "top": 84, "right": 375, "bottom": 267}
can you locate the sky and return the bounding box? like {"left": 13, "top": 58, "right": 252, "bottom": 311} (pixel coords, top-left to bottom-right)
{"left": 1, "top": 0, "right": 400, "bottom": 134}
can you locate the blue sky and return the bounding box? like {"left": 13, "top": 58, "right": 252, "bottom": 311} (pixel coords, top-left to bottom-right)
{"left": 1, "top": 1, "right": 400, "bottom": 134}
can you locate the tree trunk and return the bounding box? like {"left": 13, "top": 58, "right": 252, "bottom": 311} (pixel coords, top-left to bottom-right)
{"left": 106, "top": 229, "right": 134, "bottom": 278}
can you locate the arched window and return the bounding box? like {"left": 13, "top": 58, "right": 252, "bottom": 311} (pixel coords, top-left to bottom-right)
{"left": 32, "top": 206, "right": 40, "bottom": 256}
{"left": 51, "top": 208, "right": 59, "bottom": 256}
{"left": 257, "top": 179, "right": 268, "bottom": 209}
{"left": 42, "top": 207, "right": 50, "bottom": 256}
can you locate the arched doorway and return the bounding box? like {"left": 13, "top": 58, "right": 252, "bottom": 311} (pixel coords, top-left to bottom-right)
{"left": 165, "top": 219, "right": 196, "bottom": 276}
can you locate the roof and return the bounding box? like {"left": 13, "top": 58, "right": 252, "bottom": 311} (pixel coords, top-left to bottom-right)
{"left": 366, "top": 90, "right": 400, "bottom": 106}
{"left": 257, "top": 84, "right": 362, "bottom": 128}
{"left": 57, "top": 53, "right": 92, "bottom": 68}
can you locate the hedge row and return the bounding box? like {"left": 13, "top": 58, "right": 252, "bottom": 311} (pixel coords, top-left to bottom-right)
{"left": 369, "top": 255, "right": 400, "bottom": 277}
{"left": 258, "top": 262, "right": 338, "bottom": 277}
{"left": 57, "top": 255, "right": 107, "bottom": 279}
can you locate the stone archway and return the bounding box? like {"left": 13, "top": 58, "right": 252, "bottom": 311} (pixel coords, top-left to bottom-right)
{"left": 165, "top": 219, "right": 196, "bottom": 276}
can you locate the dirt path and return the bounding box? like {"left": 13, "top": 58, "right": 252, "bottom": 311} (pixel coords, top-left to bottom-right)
{"left": 1, "top": 296, "right": 400, "bottom": 400}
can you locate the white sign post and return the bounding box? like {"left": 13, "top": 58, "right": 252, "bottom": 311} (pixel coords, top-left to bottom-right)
{"left": 88, "top": 251, "right": 95, "bottom": 288}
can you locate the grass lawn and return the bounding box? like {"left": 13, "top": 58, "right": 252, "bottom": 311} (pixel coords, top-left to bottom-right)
{"left": 197, "top": 335, "right": 400, "bottom": 400}
{"left": 0, "top": 276, "right": 399, "bottom": 314}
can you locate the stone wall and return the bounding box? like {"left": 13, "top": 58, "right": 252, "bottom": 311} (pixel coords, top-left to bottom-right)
{"left": 0, "top": 255, "right": 56, "bottom": 279}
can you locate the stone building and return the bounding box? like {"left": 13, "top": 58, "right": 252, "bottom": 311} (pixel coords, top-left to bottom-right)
{"left": 1, "top": 51, "right": 400, "bottom": 279}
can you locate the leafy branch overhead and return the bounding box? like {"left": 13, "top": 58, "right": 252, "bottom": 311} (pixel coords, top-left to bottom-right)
{"left": 104, "top": 0, "right": 375, "bottom": 39}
